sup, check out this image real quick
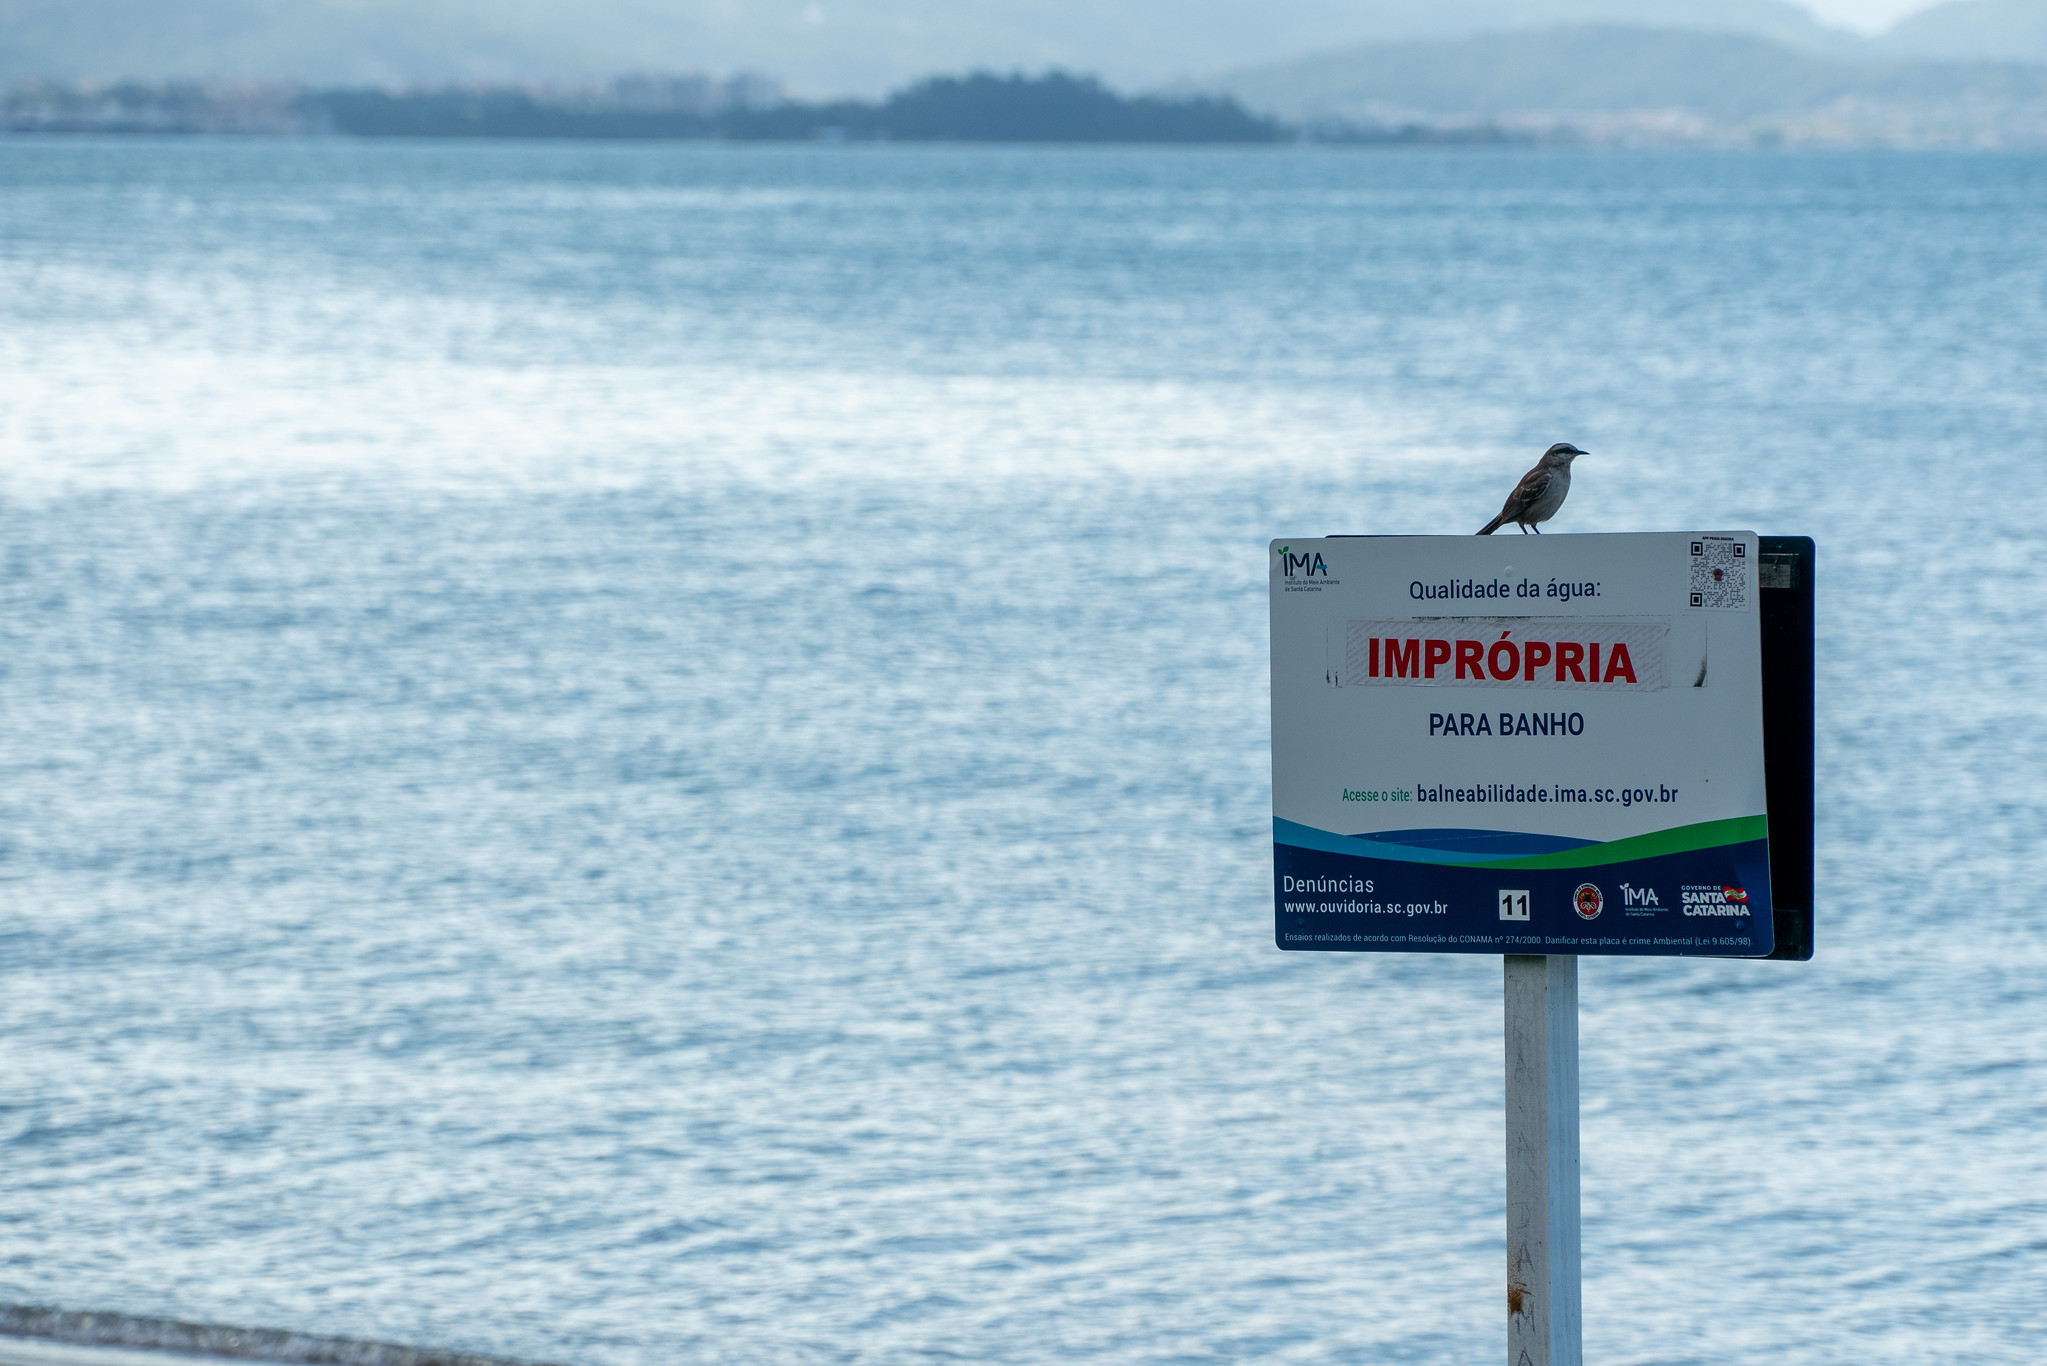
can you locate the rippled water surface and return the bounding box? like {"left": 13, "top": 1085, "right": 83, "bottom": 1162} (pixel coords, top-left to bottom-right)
{"left": 1, "top": 140, "right": 2043, "bottom": 1364}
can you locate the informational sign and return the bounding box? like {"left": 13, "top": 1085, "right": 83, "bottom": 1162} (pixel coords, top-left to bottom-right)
{"left": 1270, "top": 533, "right": 1773, "bottom": 956}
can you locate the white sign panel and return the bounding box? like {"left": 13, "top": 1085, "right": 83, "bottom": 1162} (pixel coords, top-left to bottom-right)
{"left": 1270, "top": 533, "right": 1772, "bottom": 956}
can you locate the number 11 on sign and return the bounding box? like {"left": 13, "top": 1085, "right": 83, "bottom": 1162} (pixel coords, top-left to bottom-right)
{"left": 1499, "top": 890, "right": 1530, "bottom": 922}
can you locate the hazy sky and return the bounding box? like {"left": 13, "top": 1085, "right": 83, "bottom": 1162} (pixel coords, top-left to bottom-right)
{"left": 0, "top": 0, "right": 1994, "bottom": 94}
{"left": 1803, "top": 0, "right": 1944, "bottom": 32}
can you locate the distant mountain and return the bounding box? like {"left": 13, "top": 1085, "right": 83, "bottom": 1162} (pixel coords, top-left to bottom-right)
{"left": 0, "top": 0, "right": 1871, "bottom": 94}
{"left": 295, "top": 72, "right": 1284, "bottom": 143}
{"left": 1875, "top": 0, "right": 2047, "bottom": 61}
{"left": 1252, "top": 0, "right": 1868, "bottom": 56}
{"left": 1203, "top": 23, "right": 2047, "bottom": 123}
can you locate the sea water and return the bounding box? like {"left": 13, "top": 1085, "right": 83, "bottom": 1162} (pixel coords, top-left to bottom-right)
{"left": 0, "top": 139, "right": 2042, "bottom": 1364}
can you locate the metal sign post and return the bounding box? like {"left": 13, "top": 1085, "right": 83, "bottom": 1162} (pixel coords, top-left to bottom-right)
{"left": 1504, "top": 954, "right": 1581, "bottom": 1366}
{"left": 1267, "top": 532, "right": 1813, "bottom": 1364}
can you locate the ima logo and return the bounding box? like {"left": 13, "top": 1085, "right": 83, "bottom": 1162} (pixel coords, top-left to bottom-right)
{"left": 1276, "top": 545, "right": 1329, "bottom": 579}
{"left": 1620, "top": 882, "right": 1660, "bottom": 907}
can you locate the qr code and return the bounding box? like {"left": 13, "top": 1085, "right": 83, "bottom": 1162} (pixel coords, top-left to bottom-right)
{"left": 1688, "top": 537, "right": 1748, "bottom": 609}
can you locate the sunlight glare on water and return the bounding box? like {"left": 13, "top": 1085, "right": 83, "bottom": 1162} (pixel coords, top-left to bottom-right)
{"left": 0, "top": 140, "right": 2043, "bottom": 1364}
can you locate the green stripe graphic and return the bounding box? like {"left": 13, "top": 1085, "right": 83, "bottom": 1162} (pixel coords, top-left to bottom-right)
{"left": 1471, "top": 815, "right": 1768, "bottom": 870}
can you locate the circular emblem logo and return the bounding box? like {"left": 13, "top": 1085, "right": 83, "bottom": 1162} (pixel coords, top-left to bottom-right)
{"left": 1573, "top": 882, "right": 1604, "bottom": 920}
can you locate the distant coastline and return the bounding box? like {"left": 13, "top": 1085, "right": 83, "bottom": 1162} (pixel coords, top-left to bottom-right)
{"left": 8, "top": 49, "right": 2047, "bottom": 149}
{"left": 0, "top": 70, "right": 1524, "bottom": 146}
{"left": 318, "top": 72, "right": 1287, "bottom": 143}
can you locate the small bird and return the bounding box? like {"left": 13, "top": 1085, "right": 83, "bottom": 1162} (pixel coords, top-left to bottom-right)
{"left": 1478, "top": 443, "right": 1587, "bottom": 535}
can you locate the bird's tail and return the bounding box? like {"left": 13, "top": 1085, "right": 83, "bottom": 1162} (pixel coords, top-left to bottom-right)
{"left": 1477, "top": 516, "right": 1503, "bottom": 536}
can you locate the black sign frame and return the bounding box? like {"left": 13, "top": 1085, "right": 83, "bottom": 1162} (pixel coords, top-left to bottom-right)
{"left": 1757, "top": 536, "right": 1815, "bottom": 961}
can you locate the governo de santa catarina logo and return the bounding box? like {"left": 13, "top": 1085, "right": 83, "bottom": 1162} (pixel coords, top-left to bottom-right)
{"left": 1574, "top": 882, "right": 1604, "bottom": 920}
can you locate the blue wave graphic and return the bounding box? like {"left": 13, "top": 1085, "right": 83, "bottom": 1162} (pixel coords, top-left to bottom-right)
{"left": 1273, "top": 819, "right": 1598, "bottom": 864}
